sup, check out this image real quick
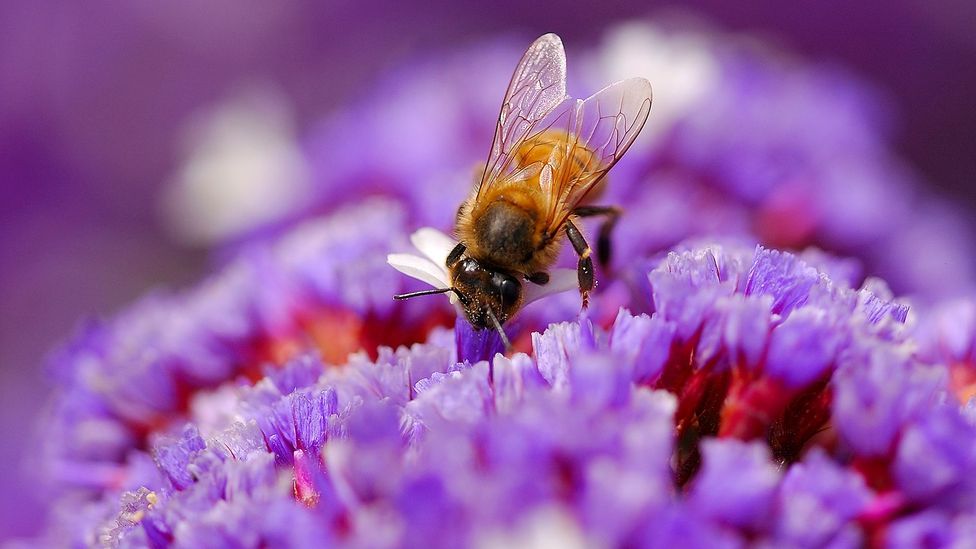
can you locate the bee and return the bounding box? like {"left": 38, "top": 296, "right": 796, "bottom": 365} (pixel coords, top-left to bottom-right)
{"left": 395, "top": 33, "right": 652, "bottom": 343}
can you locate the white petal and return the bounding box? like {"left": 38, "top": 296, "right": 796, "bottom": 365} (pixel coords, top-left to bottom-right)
{"left": 523, "top": 268, "right": 578, "bottom": 304}
{"left": 410, "top": 227, "right": 457, "bottom": 266}
{"left": 387, "top": 253, "right": 452, "bottom": 294}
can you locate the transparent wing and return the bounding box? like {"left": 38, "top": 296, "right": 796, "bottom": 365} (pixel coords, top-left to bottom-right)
{"left": 542, "top": 77, "right": 653, "bottom": 231}
{"left": 476, "top": 33, "right": 569, "bottom": 199}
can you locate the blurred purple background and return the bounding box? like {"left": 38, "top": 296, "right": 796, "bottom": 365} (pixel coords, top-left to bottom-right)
{"left": 2, "top": 0, "right": 975, "bottom": 539}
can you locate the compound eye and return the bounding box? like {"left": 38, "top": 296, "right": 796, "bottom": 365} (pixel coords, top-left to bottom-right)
{"left": 495, "top": 274, "right": 521, "bottom": 306}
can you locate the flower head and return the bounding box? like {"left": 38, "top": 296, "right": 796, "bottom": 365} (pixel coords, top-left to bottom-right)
{"left": 25, "top": 21, "right": 976, "bottom": 549}
{"left": 40, "top": 199, "right": 456, "bottom": 500}
{"left": 913, "top": 298, "right": 976, "bottom": 402}
{"left": 35, "top": 233, "right": 976, "bottom": 547}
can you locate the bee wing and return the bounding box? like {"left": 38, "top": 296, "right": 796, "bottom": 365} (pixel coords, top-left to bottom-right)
{"left": 476, "top": 33, "right": 569, "bottom": 200}
{"left": 543, "top": 77, "right": 653, "bottom": 231}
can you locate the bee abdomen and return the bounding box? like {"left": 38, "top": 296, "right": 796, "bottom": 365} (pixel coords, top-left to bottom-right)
{"left": 473, "top": 201, "right": 537, "bottom": 267}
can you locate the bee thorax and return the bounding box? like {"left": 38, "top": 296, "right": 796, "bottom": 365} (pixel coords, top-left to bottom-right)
{"left": 473, "top": 201, "right": 537, "bottom": 267}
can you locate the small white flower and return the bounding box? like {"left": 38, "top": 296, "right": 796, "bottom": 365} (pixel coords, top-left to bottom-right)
{"left": 587, "top": 21, "right": 719, "bottom": 145}
{"left": 387, "top": 227, "right": 578, "bottom": 307}
{"left": 388, "top": 227, "right": 459, "bottom": 303}
{"left": 160, "top": 83, "right": 311, "bottom": 246}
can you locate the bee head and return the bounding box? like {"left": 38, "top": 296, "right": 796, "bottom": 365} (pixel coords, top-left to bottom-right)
{"left": 452, "top": 257, "right": 522, "bottom": 330}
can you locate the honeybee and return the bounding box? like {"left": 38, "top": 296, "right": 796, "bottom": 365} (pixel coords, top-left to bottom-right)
{"left": 395, "top": 33, "right": 652, "bottom": 342}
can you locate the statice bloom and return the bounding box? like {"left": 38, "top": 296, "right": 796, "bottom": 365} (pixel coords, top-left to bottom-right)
{"left": 38, "top": 199, "right": 455, "bottom": 502}
{"left": 27, "top": 20, "right": 976, "bottom": 549}
{"left": 912, "top": 298, "right": 976, "bottom": 403}
{"left": 31, "top": 230, "right": 976, "bottom": 547}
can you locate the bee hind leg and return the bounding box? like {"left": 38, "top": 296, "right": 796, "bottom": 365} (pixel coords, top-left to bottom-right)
{"left": 565, "top": 219, "right": 593, "bottom": 309}
{"left": 572, "top": 205, "right": 621, "bottom": 266}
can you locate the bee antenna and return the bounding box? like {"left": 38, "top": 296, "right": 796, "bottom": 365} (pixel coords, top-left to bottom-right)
{"left": 485, "top": 308, "right": 512, "bottom": 352}
{"left": 394, "top": 288, "right": 454, "bottom": 300}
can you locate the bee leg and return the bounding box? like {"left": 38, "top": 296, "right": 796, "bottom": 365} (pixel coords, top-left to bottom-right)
{"left": 565, "top": 219, "right": 593, "bottom": 309}
{"left": 446, "top": 243, "right": 466, "bottom": 269}
{"left": 572, "top": 205, "right": 621, "bottom": 266}
{"left": 526, "top": 272, "right": 549, "bottom": 285}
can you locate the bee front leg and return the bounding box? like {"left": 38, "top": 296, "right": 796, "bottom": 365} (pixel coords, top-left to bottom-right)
{"left": 572, "top": 205, "right": 621, "bottom": 266}
{"left": 446, "top": 243, "right": 466, "bottom": 269}
{"left": 565, "top": 219, "right": 593, "bottom": 309}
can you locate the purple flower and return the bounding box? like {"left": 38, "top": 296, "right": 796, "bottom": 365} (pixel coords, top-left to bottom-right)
{"left": 914, "top": 298, "right": 976, "bottom": 402}
{"left": 39, "top": 199, "right": 454, "bottom": 500}
{"left": 884, "top": 511, "right": 953, "bottom": 549}
{"left": 643, "top": 242, "right": 912, "bottom": 455}
{"left": 608, "top": 308, "right": 676, "bottom": 384}
{"left": 688, "top": 439, "right": 781, "bottom": 530}
{"left": 631, "top": 503, "right": 745, "bottom": 549}
{"left": 892, "top": 403, "right": 976, "bottom": 508}
{"left": 31, "top": 234, "right": 976, "bottom": 547}
{"left": 764, "top": 307, "right": 846, "bottom": 387}
{"left": 25, "top": 22, "right": 976, "bottom": 549}
{"left": 832, "top": 343, "right": 946, "bottom": 458}
{"left": 770, "top": 449, "right": 873, "bottom": 547}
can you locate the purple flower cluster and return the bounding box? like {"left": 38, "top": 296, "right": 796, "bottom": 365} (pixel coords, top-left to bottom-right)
{"left": 26, "top": 21, "right": 976, "bottom": 549}
{"left": 33, "top": 237, "right": 976, "bottom": 547}
{"left": 40, "top": 199, "right": 454, "bottom": 499}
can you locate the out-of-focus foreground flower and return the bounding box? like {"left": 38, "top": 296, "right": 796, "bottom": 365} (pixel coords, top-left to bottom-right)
{"left": 22, "top": 20, "right": 976, "bottom": 549}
